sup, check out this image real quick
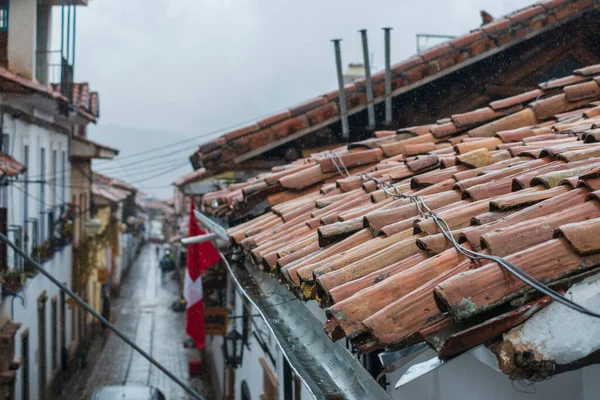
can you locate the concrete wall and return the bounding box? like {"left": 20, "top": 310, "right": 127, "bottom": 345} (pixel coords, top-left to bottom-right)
{"left": 7, "top": 0, "right": 37, "bottom": 80}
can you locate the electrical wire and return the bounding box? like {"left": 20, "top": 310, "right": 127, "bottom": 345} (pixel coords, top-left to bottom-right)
{"left": 0, "top": 232, "right": 205, "bottom": 400}
{"left": 92, "top": 105, "right": 290, "bottom": 164}
{"left": 327, "top": 154, "right": 600, "bottom": 319}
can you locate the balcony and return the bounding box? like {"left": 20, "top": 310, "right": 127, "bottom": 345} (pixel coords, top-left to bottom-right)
{"left": 37, "top": 51, "right": 73, "bottom": 103}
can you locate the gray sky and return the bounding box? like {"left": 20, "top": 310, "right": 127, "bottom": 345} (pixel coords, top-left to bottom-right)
{"left": 65, "top": 0, "right": 530, "bottom": 198}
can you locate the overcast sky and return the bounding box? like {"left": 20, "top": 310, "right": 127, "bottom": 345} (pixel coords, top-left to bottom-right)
{"left": 63, "top": 0, "right": 530, "bottom": 198}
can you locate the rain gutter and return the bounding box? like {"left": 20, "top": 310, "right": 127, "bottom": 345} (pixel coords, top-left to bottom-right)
{"left": 194, "top": 210, "right": 391, "bottom": 400}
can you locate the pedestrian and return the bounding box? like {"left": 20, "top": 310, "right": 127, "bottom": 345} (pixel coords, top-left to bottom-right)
{"left": 101, "top": 288, "right": 111, "bottom": 342}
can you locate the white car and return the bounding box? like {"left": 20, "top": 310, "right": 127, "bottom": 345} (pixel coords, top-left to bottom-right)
{"left": 91, "top": 385, "right": 166, "bottom": 400}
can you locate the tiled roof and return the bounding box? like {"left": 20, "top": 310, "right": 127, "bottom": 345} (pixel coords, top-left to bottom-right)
{"left": 51, "top": 82, "right": 100, "bottom": 120}
{"left": 0, "top": 67, "right": 68, "bottom": 102}
{"left": 92, "top": 183, "right": 130, "bottom": 204}
{"left": 0, "top": 152, "right": 26, "bottom": 178}
{"left": 172, "top": 167, "right": 206, "bottom": 187}
{"left": 93, "top": 171, "right": 137, "bottom": 193}
{"left": 73, "top": 135, "right": 119, "bottom": 155}
{"left": 202, "top": 63, "right": 600, "bottom": 380}
{"left": 192, "top": 0, "right": 600, "bottom": 174}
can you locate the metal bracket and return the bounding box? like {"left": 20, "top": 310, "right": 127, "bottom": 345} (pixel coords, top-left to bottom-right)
{"left": 378, "top": 342, "right": 429, "bottom": 374}
{"left": 194, "top": 209, "right": 228, "bottom": 240}
{"left": 395, "top": 345, "right": 482, "bottom": 389}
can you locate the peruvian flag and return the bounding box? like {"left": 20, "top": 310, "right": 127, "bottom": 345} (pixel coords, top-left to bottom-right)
{"left": 184, "top": 201, "right": 221, "bottom": 349}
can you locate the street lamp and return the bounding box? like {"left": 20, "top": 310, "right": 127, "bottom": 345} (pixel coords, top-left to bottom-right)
{"left": 223, "top": 329, "right": 244, "bottom": 368}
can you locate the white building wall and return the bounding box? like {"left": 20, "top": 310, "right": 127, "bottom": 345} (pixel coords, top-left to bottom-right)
{"left": 4, "top": 245, "right": 72, "bottom": 400}
{"left": 220, "top": 281, "right": 600, "bottom": 400}
{"left": 0, "top": 109, "right": 73, "bottom": 400}
{"left": 6, "top": 0, "right": 37, "bottom": 80}
{"left": 388, "top": 348, "right": 600, "bottom": 400}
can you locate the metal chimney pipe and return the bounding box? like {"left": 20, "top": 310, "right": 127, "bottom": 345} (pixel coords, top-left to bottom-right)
{"left": 382, "top": 27, "right": 393, "bottom": 126}
{"left": 359, "top": 29, "right": 375, "bottom": 129}
{"left": 332, "top": 39, "right": 350, "bottom": 140}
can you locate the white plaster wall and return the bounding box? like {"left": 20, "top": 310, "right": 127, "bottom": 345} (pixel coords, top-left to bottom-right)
{"left": 225, "top": 286, "right": 600, "bottom": 400}
{"left": 388, "top": 347, "right": 600, "bottom": 400}
{"left": 5, "top": 245, "right": 73, "bottom": 400}
{"left": 7, "top": 0, "right": 37, "bottom": 80}
{"left": 230, "top": 289, "right": 314, "bottom": 400}
{"left": 1, "top": 109, "right": 73, "bottom": 400}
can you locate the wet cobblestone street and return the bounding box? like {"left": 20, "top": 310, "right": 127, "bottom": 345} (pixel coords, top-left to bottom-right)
{"left": 57, "top": 245, "right": 214, "bottom": 400}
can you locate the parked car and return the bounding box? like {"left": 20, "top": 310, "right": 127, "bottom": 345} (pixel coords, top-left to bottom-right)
{"left": 149, "top": 229, "right": 165, "bottom": 244}
{"left": 91, "top": 385, "right": 166, "bottom": 400}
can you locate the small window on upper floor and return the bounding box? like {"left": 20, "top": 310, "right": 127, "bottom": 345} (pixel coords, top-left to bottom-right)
{"left": 0, "top": 2, "right": 8, "bottom": 32}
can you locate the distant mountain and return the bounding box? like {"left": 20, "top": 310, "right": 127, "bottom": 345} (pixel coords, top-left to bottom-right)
{"left": 88, "top": 124, "right": 197, "bottom": 200}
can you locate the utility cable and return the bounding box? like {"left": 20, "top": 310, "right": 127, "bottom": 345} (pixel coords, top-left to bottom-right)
{"left": 0, "top": 233, "right": 205, "bottom": 400}
{"left": 327, "top": 154, "right": 600, "bottom": 319}
{"left": 93, "top": 105, "right": 290, "bottom": 163}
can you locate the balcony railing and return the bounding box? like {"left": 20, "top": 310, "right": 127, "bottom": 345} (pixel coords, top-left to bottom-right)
{"left": 36, "top": 51, "right": 74, "bottom": 103}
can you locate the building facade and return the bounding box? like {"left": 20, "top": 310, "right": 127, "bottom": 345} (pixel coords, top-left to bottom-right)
{"left": 0, "top": 1, "right": 116, "bottom": 399}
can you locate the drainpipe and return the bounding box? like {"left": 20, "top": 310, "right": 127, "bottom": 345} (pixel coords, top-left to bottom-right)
{"left": 359, "top": 30, "right": 375, "bottom": 129}
{"left": 332, "top": 39, "right": 350, "bottom": 140}
{"left": 382, "top": 27, "right": 393, "bottom": 126}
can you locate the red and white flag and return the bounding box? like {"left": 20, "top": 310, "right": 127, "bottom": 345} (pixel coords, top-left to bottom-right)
{"left": 184, "top": 201, "right": 221, "bottom": 349}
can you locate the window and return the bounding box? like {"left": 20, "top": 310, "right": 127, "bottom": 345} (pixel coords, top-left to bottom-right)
{"left": 242, "top": 300, "right": 251, "bottom": 348}
{"left": 241, "top": 381, "right": 251, "bottom": 400}
{"left": 60, "top": 291, "right": 66, "bottom": 364}
{"left": 52, "top": 150, "right": 57, "bottom": 208}
{"left": 1, "top": 133, "right": 8, "bottom": 208}
{"left": 0, "top": 1, "right": 8, "bottom": 32}
{"left": 21, "top": 329, "right": 29, "bottom": 400}
{"left": 38, "top": 292, "right": 47, "bottom": 400}
{"left": 23, "top": 145, "right": 29, "bottom": 225}
{"left": 61, "top": 151, "right": 66, "bottom": 207}
{"left": 79, "top": 193, "right": 83, "bottom": 240}
{"left": 39, "top": 147, "right": 46, "bottom": 242}
{"left": 259, "top": 357, "right": 279, "bottom": 400}
{"left": 72, "top": 194, "right": 77, "bottom": 243}
{"left": 51, "top": 297, "right": 57, "bottom": 370}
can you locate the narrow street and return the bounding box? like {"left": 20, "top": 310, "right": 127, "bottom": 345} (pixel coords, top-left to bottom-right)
{"left": 57, "top": 245, "right": 214, "bottom": 400}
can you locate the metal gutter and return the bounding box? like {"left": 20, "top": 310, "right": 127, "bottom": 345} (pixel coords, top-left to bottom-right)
{"left": 222, "top": 255, "right": 392, "bottom": 400}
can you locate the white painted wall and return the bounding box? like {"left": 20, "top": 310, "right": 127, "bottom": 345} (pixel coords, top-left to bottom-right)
{"left": 7, "top": 0, "right": 38, "bottom": 80}
{"left": 388, "top": 348, "right": 600, "bottom": 400}
{"left": 218, "top": 283, "right": 600, "bottom": 400}
{"left": 0, "top": 105, "right": 73, "bottom": 400}
{"left": 4, "top": 245, "right": 73, "bottom": 400}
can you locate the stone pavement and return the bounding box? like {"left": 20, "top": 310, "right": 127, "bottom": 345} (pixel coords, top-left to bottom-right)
{"left": 56, "top": 245, "right": 214, "bottom": 400}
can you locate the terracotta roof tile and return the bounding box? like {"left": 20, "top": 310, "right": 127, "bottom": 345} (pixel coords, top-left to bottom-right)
{"left": 196, "top": 64, "right": 600, "bottom": 375}
{"left": 508, "top": 5, "right": 546, "bottom": 22}
{"left": 0, "top": 152, "right": 26, "bottom": 177}
{"left": 192, "top": 4, "right": 600, "bottom": 175}
{"left": 481, "top": 18, "right": 511, "bottom": 35}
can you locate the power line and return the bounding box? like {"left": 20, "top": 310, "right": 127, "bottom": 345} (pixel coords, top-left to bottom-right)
{"left": 92, "top": 105, "right": 290, "bottom": 163}
{"left": 129, "top": 161, "right": 190, "bottom": 184}
{"left": 25, "top": 152, "right": 191, "bottom": 181}
{"left": 0, "top": 232, "right": 205, "bottom": 400}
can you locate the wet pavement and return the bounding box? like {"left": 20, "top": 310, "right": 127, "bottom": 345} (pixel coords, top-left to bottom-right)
{"left": 57, "top": 245, "right": 214, "bottom": 400}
